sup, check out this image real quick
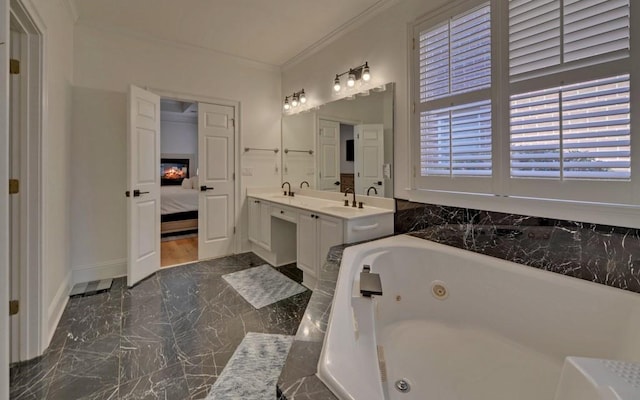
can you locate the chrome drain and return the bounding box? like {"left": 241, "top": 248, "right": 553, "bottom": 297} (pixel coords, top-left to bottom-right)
{"left": 395, "top": 379, "right": 411, "bottom": 393}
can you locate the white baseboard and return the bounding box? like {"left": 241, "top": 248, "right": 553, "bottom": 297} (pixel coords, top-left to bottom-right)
{"left": 45, "top": 270, "right": 71, "bottom": 349}
{"left": 71, "top": 258, "right": 127, "bottom": 285}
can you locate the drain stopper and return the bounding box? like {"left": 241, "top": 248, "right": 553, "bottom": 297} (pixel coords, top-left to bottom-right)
{"left": 395, "top": 379, "right": 411, "bottom": 393}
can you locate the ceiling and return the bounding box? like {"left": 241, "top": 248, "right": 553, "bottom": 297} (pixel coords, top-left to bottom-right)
{"left": 71, "top": 0, "right": 388, "bottom": 66}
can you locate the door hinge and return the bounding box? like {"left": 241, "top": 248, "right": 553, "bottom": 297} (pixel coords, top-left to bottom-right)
{"left": 412, "top": 37, "right": 416, "bottom": 51}
{"left": 233, "top": 226, "right": 236, "bottom": 234}
{"left": 10, "top": 59, "right": 20, "bottom": 75}
{"left": 413, "top": 165, "right": 417, "bottom": 178}
{"left": 232, "top": 172, "right": 235, "bottom": 181}
{"left": 412, "top": 102, "right": 415, "bottom": 114}
{"left": 9, "top": 300, "right": 19, "bottom": 316}
{"left": 230, "top": 119, "right": 235, "bottom": 128}
{"left": 9, "top": 179, "right": 19, "bottom": 195}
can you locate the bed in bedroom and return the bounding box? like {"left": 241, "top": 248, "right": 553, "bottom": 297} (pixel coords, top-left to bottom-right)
{"left": 160, "top": 157, "right": 198, "bottom": 236}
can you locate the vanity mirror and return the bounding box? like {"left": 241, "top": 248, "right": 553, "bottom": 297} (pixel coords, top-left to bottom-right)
{"left": 281, "top": 83, "right": 394, "bottom": 197}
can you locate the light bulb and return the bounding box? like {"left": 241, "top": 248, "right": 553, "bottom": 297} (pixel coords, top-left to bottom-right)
{"left": 333, "top": 76, "right": 341, "bottom": 92}
{"left": 299, "top": 91, "right": 306, "bottom": 104}
{"left": 283, "top": 98, "right": 290, "bottom": 111}
{"left": 347, "top": 71, "right": 356, "bottom": 87}
{"left": 292, "top": 95, "right": 299, "bottom": 107}
{"left": 362, "top": 63, "right": 371, "bottom": 81}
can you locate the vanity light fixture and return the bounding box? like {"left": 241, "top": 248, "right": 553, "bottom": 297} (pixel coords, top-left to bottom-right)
{"left": 332, "top": 62, "right": 372, "bottom": 93}
{"left": 283, "top": 89, "right": 307, "bottom": 112}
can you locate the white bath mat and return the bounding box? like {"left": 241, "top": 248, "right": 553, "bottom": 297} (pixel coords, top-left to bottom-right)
{"left": 206, "top": 332, "right": 294, "bottom": 399}
{"left": 222, "top": 264, "right": 306, "bottom": 309}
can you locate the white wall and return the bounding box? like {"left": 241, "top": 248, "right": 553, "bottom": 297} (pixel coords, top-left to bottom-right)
{"left": 282, "top": 0, "right": 448, "bottom": 199}
{"left": 161, "top": 119, "right": 198, "bottom": 176}
{"left": 71, "top": 24, "right": 282, "bottom": 278}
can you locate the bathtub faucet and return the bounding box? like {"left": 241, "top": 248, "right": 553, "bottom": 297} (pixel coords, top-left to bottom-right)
{"left": 300, "top": 181, "right": 310, "bottom": 188}
{"left": 360, "top": 265, "right": 383, "bottom": 297}
{"left": 367, "top": 186, "right": 378, "bottom": 196}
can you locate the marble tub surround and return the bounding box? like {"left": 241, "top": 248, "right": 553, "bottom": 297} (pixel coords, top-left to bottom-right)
{"left": 10, "top": 255, "right": 310, "bottom": 400}
{"left": 247, "top": 187, "right": 394, "bottom": 220}
{"left": 395, "top": 199, "right": 640, "bottom": 294}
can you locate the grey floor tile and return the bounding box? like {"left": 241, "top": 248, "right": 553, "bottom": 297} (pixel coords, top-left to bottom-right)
{"left": 118, "top": 363, "right": 190, "bottom": 400}
{"left": 47, "top": 349, "right": 119, "bottom": 400}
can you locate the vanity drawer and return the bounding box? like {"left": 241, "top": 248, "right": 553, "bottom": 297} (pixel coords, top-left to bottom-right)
{"left": 344, "top": 214, "right": 394, "bottom": 243}
{"left": 271, "top": 204, "right": 298, "bottom": 223}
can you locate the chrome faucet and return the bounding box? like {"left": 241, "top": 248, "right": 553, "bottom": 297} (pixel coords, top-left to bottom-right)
{"left": 282, "top": 181, "right": 293, "bottom": 196}
{"left": 344, "top": 187, "right": 357, "bottom": 208}
{"left": 367, "top": 186, "right": 378, "bottom": 196}
{"left": 300, "top": 181, "right": 310, "bottom": 188}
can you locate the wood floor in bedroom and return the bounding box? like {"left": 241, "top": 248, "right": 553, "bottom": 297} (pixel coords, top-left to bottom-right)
{"left": 161, "top": 236, "right": 198, "bottom": 267}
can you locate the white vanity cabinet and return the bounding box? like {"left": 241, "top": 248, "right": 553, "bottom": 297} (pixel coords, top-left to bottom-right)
{"left": 248, "top": 198, "right": 271, "bottom": 250}
{"left": 296, "top": 212, "right": 343, "bottom": 281}
{"left": 247, "top": 192, "right": 393, "bottom": 288}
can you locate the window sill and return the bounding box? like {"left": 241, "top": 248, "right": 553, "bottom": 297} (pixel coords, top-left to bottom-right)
{"left": 407, "top": 189, "right": 640, "bottom": 229}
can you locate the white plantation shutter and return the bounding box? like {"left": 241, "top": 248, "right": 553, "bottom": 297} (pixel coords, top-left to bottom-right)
{"left": 417, "top": 3, "right": 492, "bottom": 180}
{"left": 421, "top": 101, "right": 492, "bottom": 177}
{"left": 509, "top": 0, "right": 629, "bottom": 78}
{"left": 419, "top": 5, "right": 491, "bottom": 102}
{"left": 509, "top": 0, "right": 560, "bottom": 76}
{"left": 510, "top": 75, "right": 630, "bottom": 180}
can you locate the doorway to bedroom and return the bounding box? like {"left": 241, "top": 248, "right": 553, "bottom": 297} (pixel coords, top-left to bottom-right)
{"left": 159, "top": 99, "right": 199, "bottom": 267}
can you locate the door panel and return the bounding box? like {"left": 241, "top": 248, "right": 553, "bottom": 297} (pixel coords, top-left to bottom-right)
{"left": 318, "top": 119, "right": 340, "bottom": 191}
{"left": 198, "top": 102, "right": 235, "bottom": 259}
{"left": 205, "top": 136, "right": 228, "bottom": 180}
{"left": 204, "top": 195, "right": 228, "bottom": 240}
{"left": 355, "top": 124, "right": 385, "bottom": 196}
{"left": 127, "top": 85, "right": 161, "bottom": 287}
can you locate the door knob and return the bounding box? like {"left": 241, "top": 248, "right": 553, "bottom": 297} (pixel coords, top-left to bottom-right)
{"left": 200, "top": 185, "right": 214, "bottom": 191}
{"left": 334, "top": 181, "right": 340, "bottom": 186}
{"left": 376, "top": 181, "right": 382, "bottom": 185}
{"left": 133, "top": 189, "right": 149, "bottom": 197}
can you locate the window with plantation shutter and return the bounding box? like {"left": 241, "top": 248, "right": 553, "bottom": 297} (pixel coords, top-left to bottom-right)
{"left": 412, "top": 0, "right": 638, "bottom": 208}
{"left": 417, "top": 2, "right": 492, "bottom": 183}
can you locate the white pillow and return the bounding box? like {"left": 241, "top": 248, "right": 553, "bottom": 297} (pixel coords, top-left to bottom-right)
{"left": 191, "top": 175, "right": 199, "bottom": 190}
{"left": 181, "top": 177, "right": 191, "bottom": 189}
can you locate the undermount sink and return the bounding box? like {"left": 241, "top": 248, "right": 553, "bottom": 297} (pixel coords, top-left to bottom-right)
{"left": 321, "top": 205, "right": 367, "bottom": 215}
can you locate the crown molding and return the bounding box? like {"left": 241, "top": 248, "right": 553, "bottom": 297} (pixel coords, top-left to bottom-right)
{"left": 281, "top": 0, "right": 398, "bottom": 71}
{"left": 62, "top": 0, "right": 78, "bottom": 23}
{"left": 75, "top": 19, "right": 282, "bottom": 72}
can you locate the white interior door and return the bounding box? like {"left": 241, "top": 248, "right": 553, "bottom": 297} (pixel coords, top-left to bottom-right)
{"left": 127, "top": 85, "right": 161, "bottom": 287}
{"left": 9, "top": 26, "right": 21, "bottom": 363}
{"left": 318, "top": 119, "right": 340, "bottom": 191}
{"left": 355, "top": 124, "right": 385, "bottom": 196}
{"left": 0, "top": 0, "right": 9, "bottom": 395}
{"left": 198, "top": 102, "right": 235, "bottom": 260}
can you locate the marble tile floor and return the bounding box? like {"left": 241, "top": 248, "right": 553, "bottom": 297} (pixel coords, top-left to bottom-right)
{"left": 9, "top": 253, "right": 311, "bottom": 400}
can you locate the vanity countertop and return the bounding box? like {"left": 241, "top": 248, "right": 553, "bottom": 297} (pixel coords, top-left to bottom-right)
{"left": 248, "top": 191, "right": 394, "bottom": 221}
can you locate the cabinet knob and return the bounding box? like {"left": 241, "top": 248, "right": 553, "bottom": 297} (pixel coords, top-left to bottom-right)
{"left": 280, "top": 210, "right": 284, "bottom": 214}
{"left": 311, "top": 214, "right": 315, "bottom": 218}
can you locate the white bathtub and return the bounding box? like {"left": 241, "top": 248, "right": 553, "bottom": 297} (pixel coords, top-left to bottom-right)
{"left": 318, "top": 235, "right": 640, "bottom": 400}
